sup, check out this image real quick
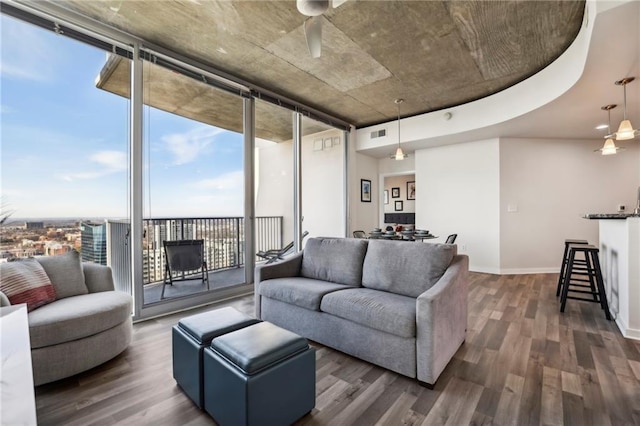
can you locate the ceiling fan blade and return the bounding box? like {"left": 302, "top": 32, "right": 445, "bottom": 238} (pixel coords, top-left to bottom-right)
{"left": 332, "top": 0, "right": 348, "bottom": 8}
{"left": 304, "top": 16, "right": 322, "bottom": 58}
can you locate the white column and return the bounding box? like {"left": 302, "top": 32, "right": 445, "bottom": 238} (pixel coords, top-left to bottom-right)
{"left": 244, "top": 97, "right": 256, "bottom": 284}
{"left": 130, "top": 43, "right": 144, "bottom": 317}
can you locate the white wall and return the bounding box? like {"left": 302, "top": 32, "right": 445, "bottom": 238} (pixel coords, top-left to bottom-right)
{"left": 302, "top": 130, "right": 345, "bottom": 239}
{"left": 255, "top": 140, "right": 294, "bottom": 244}
{"left": 416, "top": 139, "right": 501, "bottom": 273}
{"left": 414, "top": 136, "right": 639, "bottom": 274}
{"left": 255, "top": 129, "right": 345, "bottom": 246}
{"left": 351, "top": 152, "right": 379, "bottom": 234}
{"left": 499, "top": 137, "right": 640, "bottom": 273}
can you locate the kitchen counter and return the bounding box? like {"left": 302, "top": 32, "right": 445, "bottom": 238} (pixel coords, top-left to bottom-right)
{"left": 584, "top": 213, "right": 640, "bottom": 219}
{"left": 584, "top": 215, "right": 640, "bottom": 340}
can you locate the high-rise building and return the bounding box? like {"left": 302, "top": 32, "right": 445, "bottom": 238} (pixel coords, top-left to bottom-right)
{"left": 80, "top": 221, "right": 107, "bottom": 265}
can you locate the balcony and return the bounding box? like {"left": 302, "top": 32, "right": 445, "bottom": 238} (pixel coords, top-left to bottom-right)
{"left": 107, "top": 216, "right": 282, "bottom": 304}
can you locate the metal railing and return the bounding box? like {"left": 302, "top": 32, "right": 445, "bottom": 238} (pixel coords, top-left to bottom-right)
{"left": 107, "top": 216, "right": 282, "bottom": 288}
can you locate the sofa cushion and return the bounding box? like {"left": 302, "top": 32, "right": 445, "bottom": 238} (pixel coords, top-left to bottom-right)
{"left": 0, "top": 259, "right": 56, "bottom": 312}
{"left": 301, "top": 238, "right": 368, "bottom": 287}
{"left": 259, "top": 277, "right": 352, "bottom": 311}
{"left": 28, "top": 291, "right": 132, "bottom": 349}
{"left": 36, "top": 251, "right": 88, "bottom": 299}
{"left": 320, "top": 288, "right": 417, "bottom": 338}
{"left": 362, "top": 240, "right": 455, "bottom": 297}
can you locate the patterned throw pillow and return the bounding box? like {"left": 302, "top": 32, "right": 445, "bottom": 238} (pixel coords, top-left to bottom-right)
{"left": 0, "top": 258, "right": 57, "bottom": 311}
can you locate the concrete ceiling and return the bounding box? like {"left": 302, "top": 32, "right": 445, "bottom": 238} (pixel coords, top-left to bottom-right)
{"left": 57, "top": 0, "right": 586, "bottom": 139}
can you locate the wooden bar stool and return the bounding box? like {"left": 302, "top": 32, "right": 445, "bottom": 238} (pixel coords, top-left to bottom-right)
{"left": 560, "top": 244, "right": 611, "bottom": 320}
{"left": 556, "top": 239, "right": 589, "bottom": 297}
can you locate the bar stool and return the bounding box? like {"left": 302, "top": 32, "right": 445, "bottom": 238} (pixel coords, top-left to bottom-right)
{"left": 556, "top": 239, "right": 589, "bottom": 297}
{"left": 559, "top": 244, "right": 611, "bottom": 320}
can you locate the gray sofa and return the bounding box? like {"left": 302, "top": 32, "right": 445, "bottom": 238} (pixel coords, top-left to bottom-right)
{"left": 0, "top": 251, "right": 132, "bottom": 386}
{"left": 255, "top": 237, "right": 468, "bottom": 387}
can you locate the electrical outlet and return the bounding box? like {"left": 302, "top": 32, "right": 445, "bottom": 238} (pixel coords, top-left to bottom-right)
{"left": 618, "top": 204, "right": 626, "bottom": 212}
{"left": 461, "top": 244, "right": 467, "bottom": 251}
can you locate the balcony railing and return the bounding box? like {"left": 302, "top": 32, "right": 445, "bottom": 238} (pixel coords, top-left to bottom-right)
{"left": 107, "top": 216, "right": 282, "bottom": 291}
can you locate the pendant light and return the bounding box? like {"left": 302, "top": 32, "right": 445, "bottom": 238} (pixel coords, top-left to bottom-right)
{"left": 614, "top": 77, "right": 638, "bottom": 140}
{"left": 596, "top": 104, "right": 624, "bottom": 155}
{"left": 390, "top": 98, "right": 407, "bottom": 160}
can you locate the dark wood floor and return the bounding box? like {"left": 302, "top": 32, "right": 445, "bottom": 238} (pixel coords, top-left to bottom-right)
{"left": 35, "top": 272, "right": 640, "bottom": 425}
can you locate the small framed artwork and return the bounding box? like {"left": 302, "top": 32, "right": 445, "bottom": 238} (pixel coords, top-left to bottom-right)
{"left": 384, "top": 190, "right": 389, "bottom": 204}
{"left": 333, "top": 136, "right": 341, "bottom": 146}
{"left": 395, "top": 201, "right": 403, "bottom": 211}
{"left": 392, "top": 187, "right": 400, "bottom": 198}
{"left": 323, "top": 137, "right": 333, "bottom": 149}
{"left": 407, "top": 181, "right": 415, "bottom": 200}
{"left": 313, "top": 139, "right": 323, "bottom": 151}
{"left": 361, "top": 179, "right": 372, "bottom": 202}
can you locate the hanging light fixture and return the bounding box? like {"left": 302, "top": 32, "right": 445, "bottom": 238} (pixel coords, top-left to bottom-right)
{"left": 614, "top": 77, "right": 638, "bottom": 140}
{"left": 390, "top": 98, "right": 407, "bottom": 160}
{"left": 596, "top": 104, "right": 624, "bottom": 155}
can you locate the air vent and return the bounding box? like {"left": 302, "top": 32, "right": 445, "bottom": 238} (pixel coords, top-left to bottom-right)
{"left": 370, "top": 129, "right": 387, "bottom": 139}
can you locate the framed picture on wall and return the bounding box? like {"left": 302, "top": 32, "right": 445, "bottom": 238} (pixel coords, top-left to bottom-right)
{"left": 407, "top": 181, "right": 415, "bottom": 200}
{"left": 361, "top": 179, "right": 372, "bottom": 202}
{"left": 392, "top": 187, "right": 400, "bottom": 198}
{"left": 384, "top": 190, "right": 389, "bottom": 204}
{"left": 395, "top": 200, "right": 403, "bottom": 211}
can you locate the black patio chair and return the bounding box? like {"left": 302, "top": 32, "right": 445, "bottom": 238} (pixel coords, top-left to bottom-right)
{"left": 162, "top": 239, "right": 209, "bottom": 299}
{"left": 257, "top": 231, "right": 309, "bottom": 264}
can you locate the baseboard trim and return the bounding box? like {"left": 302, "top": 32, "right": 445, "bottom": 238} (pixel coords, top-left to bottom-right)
{"left": 468, "top": 266, "right": 561, "bottom": 275}
{"left": 615, "top": 315, "right": 640, "bottom": 341}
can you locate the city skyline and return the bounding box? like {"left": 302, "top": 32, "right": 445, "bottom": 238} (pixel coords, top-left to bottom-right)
{"left": 1, "top": 15, "right": 245, "bottom": 220}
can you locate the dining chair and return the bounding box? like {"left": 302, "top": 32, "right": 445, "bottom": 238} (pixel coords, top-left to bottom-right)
{"left": 353, "top": 230, "right": 367, "bottom": 239}
{"left": 445, "top": 234, "right": 458, "bottom": 244}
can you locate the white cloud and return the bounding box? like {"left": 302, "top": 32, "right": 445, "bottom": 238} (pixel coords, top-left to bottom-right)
{"left": 162, "top": 126, "right": 225, "bottom": 165}
{"left": 0, "top": 16, "right": 60, "bottom": 82}
{"left": 193, "top": 170, "right": 244, "bottom": 191}
{"left": 59, "top": 150, "right": 127, "bottom": 181}
{"left": 90, "top": 150, "right": 127, "bottom": 171}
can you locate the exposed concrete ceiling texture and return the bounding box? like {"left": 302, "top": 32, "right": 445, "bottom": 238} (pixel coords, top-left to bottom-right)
{"left": 60, "top": 0, "right": 590, "bottom": 145}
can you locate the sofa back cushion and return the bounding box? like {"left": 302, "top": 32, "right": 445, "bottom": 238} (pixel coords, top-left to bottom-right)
{"left": 362, "top": 240, "right": 456, "bottom": 297}
{"left": 36, "top": 250, "right": 88, "bottom": 299}
{"left": 0, "top": 258, "right": 57, "bottom": 311}
{"left": 301, "top": 237, "right": 368, "bottom": 287}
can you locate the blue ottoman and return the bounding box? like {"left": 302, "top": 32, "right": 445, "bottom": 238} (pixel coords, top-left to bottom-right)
{"left": 172, "top": 307, "right": 259, "bottom": 408}
{"left": 203, "top": 322, "right": 316, "bottom": 426}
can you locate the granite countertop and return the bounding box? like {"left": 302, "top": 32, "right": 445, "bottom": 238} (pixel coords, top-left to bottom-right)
{"left": 583, "top": 213, "right": 640, "bottom": 219}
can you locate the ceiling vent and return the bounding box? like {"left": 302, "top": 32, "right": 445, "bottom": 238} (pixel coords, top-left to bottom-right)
{"left": 370, "top": 129, "right": 386, "bottom": 139}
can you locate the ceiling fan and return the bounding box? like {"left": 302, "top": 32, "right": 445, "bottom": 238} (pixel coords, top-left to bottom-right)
{"left": 296, "top": 0, "right": 348, "bottom": 58}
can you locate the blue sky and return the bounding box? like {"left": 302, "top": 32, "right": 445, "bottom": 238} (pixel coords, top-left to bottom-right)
{"left": 1, "top": 15, "right": 244, "bottom": 219}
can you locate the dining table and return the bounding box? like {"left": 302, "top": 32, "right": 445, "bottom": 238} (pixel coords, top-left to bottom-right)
{"left": 368, "top": 231, "right": 438, "bottom": 242}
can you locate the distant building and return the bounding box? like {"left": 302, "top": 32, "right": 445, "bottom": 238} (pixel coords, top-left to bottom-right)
{"left": 80, "top": 221, "right": 107, "bottom": 265}
{"left": 25, "top": 221, "right": 44, "bottom": 229}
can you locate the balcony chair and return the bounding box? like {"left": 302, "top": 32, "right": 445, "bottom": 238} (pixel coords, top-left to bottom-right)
{"left": 256, "top": 231, "right": 309, "bottom": 264}
{"left": 162, "top": 239, "right": 209, "bottom": 299}
{"left": 353, "top": 230, "right": 367, "bottom": 239}
{"left": 445, "top": 234, "right": 458, "bottom": 244}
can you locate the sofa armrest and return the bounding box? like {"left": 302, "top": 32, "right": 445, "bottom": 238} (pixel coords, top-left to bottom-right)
{"left": 254, "top": 252, "right": 303, "bottom": 319}
{"left": 416, "top": 254, "right": 468, "bottom": 385}
{"left": 0, "top": 290, "right": 11, "bottom": 307}
{"left": 82, "top": 263, "right": 115, "bottom": 293}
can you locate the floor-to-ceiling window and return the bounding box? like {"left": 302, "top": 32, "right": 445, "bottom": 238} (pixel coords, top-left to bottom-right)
{"left": 136, "top": 58, "right": 246, "bottom": 306}
{"left": 0, "top": 14, "right": 131, "bottom": 287}
{"left": 1, "top": 4, "right": 349, "bottom": 319}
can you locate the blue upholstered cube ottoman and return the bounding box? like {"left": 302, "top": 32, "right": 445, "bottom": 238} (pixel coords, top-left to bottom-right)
{"left": 172, "top": 307, "right": 259, "bottom": 408}
{"left": 203, "top": 321, "right": 316, "bottom": 426}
